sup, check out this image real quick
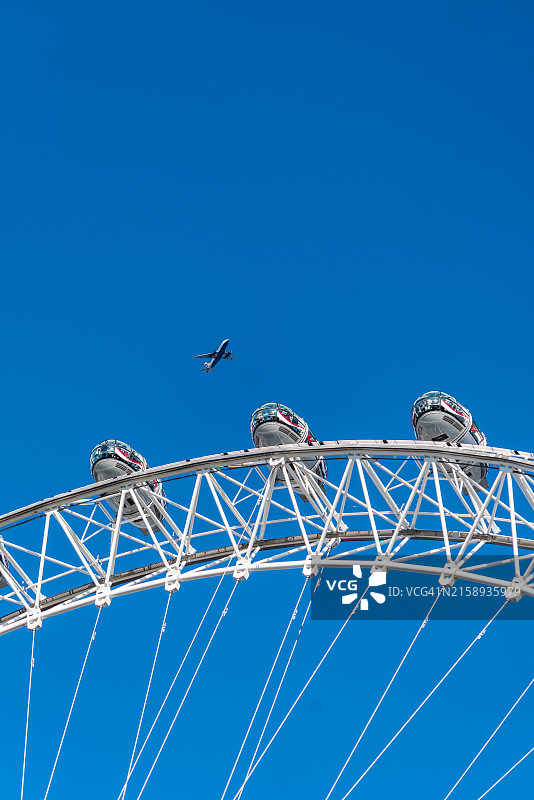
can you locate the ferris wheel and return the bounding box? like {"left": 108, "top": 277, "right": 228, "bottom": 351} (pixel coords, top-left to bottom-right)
{"left": 3, "top": 437, "right": 534, "bottom": 798}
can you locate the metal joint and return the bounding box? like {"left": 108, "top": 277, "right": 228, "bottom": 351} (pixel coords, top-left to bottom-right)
{"left": 439, "top": 562, "right": 458, "bottom": 587}
{"left": 303, "top": 553, "right": 321, "bottom": 577}
{"left": 505, "top": 576, "right": 528, "bottom": 602}
{"left": 165, "top": 568, "right": 182, "bottom": 594}
{"left": 371, "top": 554, "right": 390, "bottom": 574}
{"left": 95, "top": 584, "right": 112, "bottom": 607}
{"left": 26, "top": 606, "right": 42, "bottom": 631}
{"left": 234, "top": 558, "right": 252, "bottom": 581}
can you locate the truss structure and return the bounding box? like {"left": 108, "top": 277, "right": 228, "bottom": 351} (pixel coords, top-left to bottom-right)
{"left": 2, "top": 440, "right": 534, "bottom": 635}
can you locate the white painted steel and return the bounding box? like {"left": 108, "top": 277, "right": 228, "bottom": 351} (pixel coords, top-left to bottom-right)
{"left": 1, "top": 440, "right": 534, "bottom": 635}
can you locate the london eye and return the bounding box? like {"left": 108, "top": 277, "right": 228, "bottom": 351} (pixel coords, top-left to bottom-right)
{"left": 3, "top": 407, "right": 534, "bottom": 799}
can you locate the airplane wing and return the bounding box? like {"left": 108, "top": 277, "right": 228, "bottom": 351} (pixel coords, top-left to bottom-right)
{"left": 193, "top": 352, "right": 216, "bottom": 359}
{"left": 223, "top": 354, "right": 237, "bottom": 360}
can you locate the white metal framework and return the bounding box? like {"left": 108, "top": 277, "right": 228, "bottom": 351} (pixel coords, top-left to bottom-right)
{"left": 2, "top": 439, "right": 534, "bottom": 636}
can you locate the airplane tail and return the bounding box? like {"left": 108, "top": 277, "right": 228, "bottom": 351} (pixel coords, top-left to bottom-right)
{"left": 200, "top": 368, "right": 214, "bottom": 373}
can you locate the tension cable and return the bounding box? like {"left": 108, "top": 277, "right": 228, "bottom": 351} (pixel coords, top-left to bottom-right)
{"left": 339, "top": 600, "right": 510, "bottom": 800}
{"left": 119, "top": 592, "right": 172, "bottom": 800}
{"left": 233, "top": 585, "right": 370, "bottom": 800}
{"left": 475, "top": 743, "right": 534, "bottom": 799}
{"left": 324, "top": 588, "right": 443, "bottom": 800}
{"left": 135, "top": 581, "right": 240, "bottom": 799}
{"left": 444, "top": 669, "right": 534, "bottom": 799}
{"left": 43, "top": 608, "right": 102, "bottom": 800}
{"left": 21, "top": 630, "right": 36, "bottom": 800}
{"left": 115, "top": 567, "right": 234, "bottom": 800}
{"left": 220, "top": 577, "right": 309, "bottom": 800}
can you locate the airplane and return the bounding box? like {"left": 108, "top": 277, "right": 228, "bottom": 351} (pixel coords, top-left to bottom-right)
{"left": 194, "top": 338, "right": 236, "bottom": 373}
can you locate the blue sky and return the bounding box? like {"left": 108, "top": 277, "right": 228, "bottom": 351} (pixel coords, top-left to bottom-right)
{"left": 1, "top": 1, "right": 533, "bottom": 797}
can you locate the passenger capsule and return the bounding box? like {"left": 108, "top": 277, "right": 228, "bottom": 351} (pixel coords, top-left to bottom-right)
{"left": 412, "top": 391, "right": 488, "bottom": 487}
{"left": 250, "top": 403, "right": 327, "bottom": 483}
{"left": 90, "top": 440, "right": 166, "bottom": 534}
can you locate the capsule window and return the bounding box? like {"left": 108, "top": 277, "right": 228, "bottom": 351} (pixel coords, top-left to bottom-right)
{"left": 282, "top": 428, "right": 299, "bottom": 442}
{"left": 444, "top": 415, "right": 463, "bottom": 431}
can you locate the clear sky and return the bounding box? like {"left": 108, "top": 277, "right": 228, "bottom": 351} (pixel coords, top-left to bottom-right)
{"left": 1, "top": 1, "right": 533, "bottom": 798}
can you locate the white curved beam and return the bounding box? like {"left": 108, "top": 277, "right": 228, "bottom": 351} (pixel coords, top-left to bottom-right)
{"left": 0, "top": 442, "right": 533, "bottom": 636}
{"left": 0, "top": 440, "right": 533, "bottom": 529}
